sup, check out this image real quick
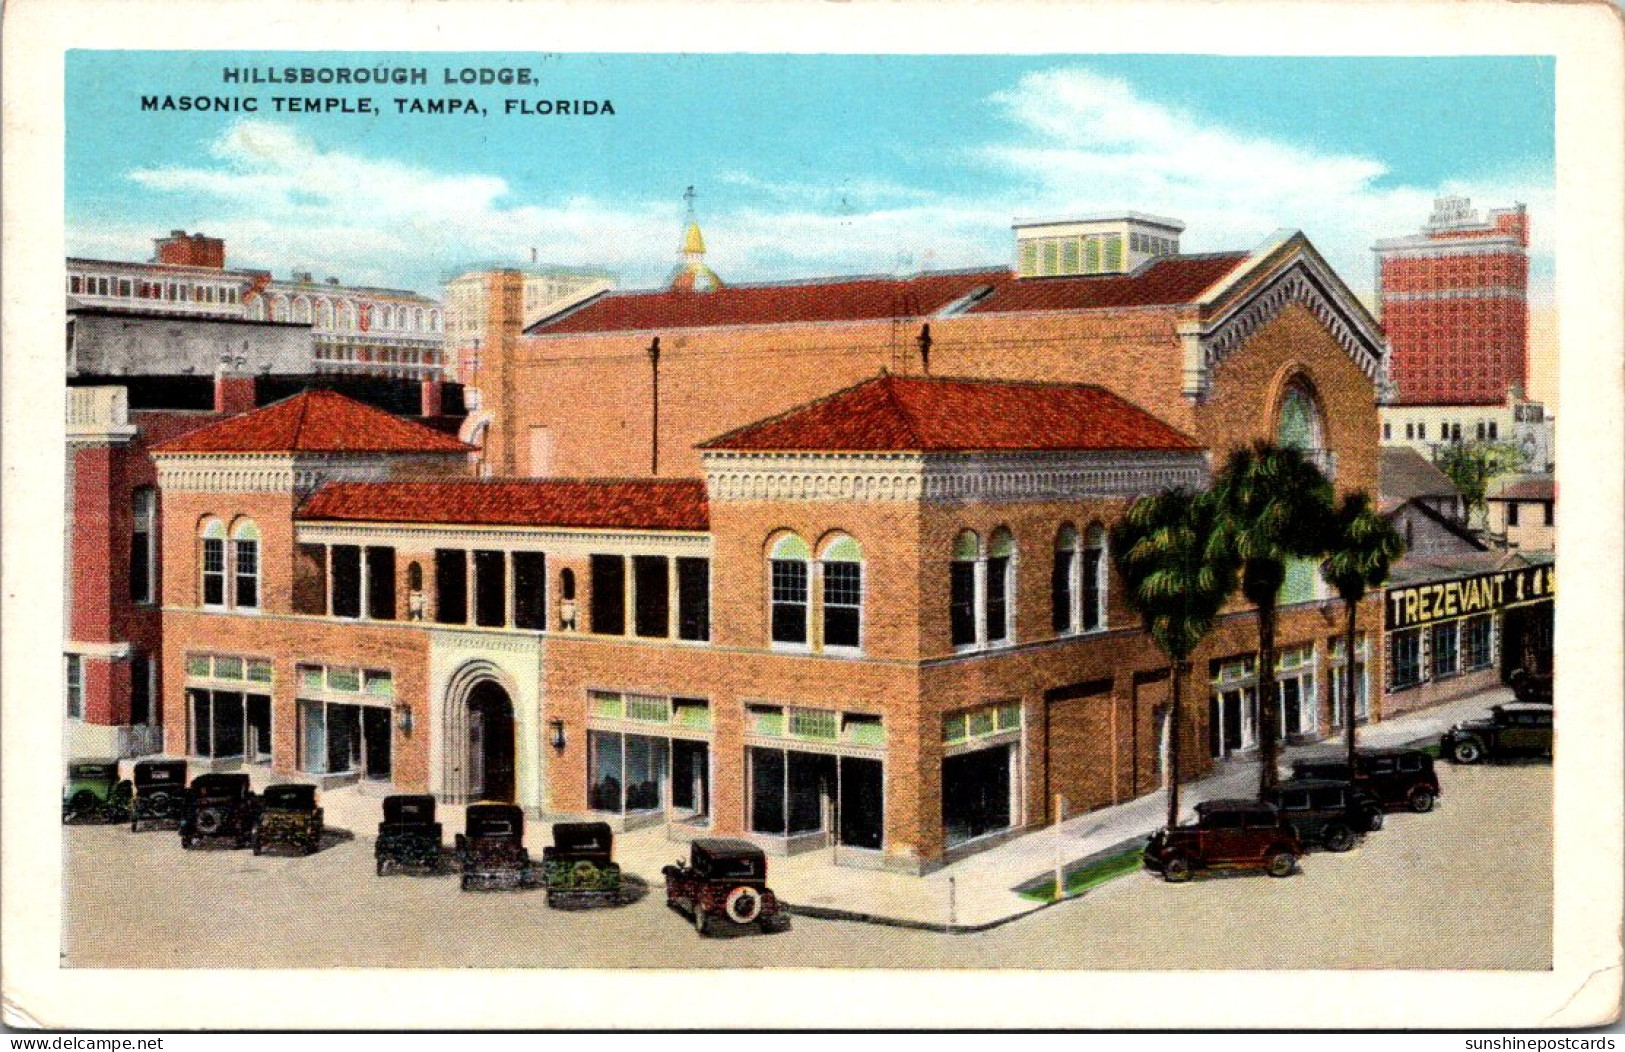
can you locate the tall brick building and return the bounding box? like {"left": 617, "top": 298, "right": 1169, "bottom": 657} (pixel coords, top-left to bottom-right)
{"left": 151, "top": 213, "right": 1391, "bottom": 871}
{"left": 1372, "top": 196, "right": 1530, "bottom": 406}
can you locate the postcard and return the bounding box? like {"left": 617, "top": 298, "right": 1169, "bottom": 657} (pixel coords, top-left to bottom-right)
{"left": 3, "top": 0, "right": 1621, "bottom": 1032}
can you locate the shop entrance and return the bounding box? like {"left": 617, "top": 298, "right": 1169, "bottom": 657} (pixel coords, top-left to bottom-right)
{"left": 1501, "top": 602, "right": 1554, "bottom": 682}
{"left": 467, "top": 679, "right": 516, "bottom": 803}
{"left": 942, "top": 744, "right": 1012, "bottom": 846}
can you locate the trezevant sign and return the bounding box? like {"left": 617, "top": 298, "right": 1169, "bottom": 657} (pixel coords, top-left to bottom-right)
{"left": 1386, "top": 563, "right": 1555, "bottom": 631}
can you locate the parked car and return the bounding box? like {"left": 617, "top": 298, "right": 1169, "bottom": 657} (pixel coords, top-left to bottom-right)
{"left": 129, "top": 759, "right": 188, "bottom": 831}
{"left": 1508, "top": 667, "right": 1554, "bottom": 706}
{"left": 253, "top": 783, "right": 324, "bottom": 856}
{"left": 455, "top": 803, "right": 530, "bottom": 891}
{"left": 1143, "top": 799, "right": 1303, "bottom": 882}
{"left": 1263, "top": 778, "right": 1380, "bottom": 852}
{"left": 1442, "top": 702, "right": 1554, "bottom": 764}
{"left": 62, "top": 759, "right": 131, "bottom": 824}
{"left": 1292, "top": 747, "right": 1441, "bottom": 815}
{"left": 179, "top": 773, "right": 258, "bottom": 849}
{"left": 375, "top": 795, "right": 443, "bottom": 875}
{"left": 542, "top": 821, "right": 622, "bottom": 907}
{"left": 662, "top": 838, "right": 788, "bottom": 935}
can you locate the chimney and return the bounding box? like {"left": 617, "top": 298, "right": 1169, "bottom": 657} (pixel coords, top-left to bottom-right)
{"left": 213, "top": 369, "right": 257, "bottom": 416}
{"left": 420, "top": 378, "right": 444, "bottom": 418}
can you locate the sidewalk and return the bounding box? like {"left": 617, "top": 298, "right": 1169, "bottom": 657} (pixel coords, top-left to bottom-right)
{"left": 124, "top": 686, "right": 1509, "bottom": 932}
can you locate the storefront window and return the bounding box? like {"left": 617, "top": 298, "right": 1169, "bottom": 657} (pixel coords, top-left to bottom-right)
{"left": 1431, "top": 621, "right": 1460, "bottom": 678}
{"left": 1464, "top": 614, "right": 1494, "bottom": 670}
{"left": 943, "top": 745, "right": 1013, "bottom": 846}
{"left": 1391, "top": 629, "right": 1423, "bottom": 689}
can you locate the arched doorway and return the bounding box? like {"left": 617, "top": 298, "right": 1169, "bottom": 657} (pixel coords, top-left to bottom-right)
{"left": 466, "top": 680, "right": 516, "bottom": 803}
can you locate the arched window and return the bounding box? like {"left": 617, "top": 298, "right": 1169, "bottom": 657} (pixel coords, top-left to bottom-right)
{"left": 200, "top": 518, "right": 227, "bottom": 607}
{"left": 950, "top": 530, "right": 980, "bottom": 648}
{"left": 1052, "top": 524, "right": 1079, "bottom": 635}
{"left": 130, "top": 488, "right": 156, "bottom": 604}
{"left": 231, "top": 520, "right": 260, "bottom": 610}
{"left": 1082, "top": 524, "right": 1107, "bottom": 632}
{"left": 819, "top": 534, "right": 863, "bottom": 651}
{"left": 768, "top": 534, "right": 811, "bottom": 647}
{"left": 293, "top": 297, "right": 312, "bottom": 325}
{"left": 319, "top": 299, "right": 334, "bottom": 330}
{"left": 986, "top": 528, "right": 1015, "bottom": 645}
{"left": 1277, "top": 382, "right": 1325, "bottom": 453}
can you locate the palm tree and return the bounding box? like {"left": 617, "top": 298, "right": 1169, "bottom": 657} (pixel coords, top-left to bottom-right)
{"left": 1112, "top": 488, "right": 1238, "bottom": 830}
{"left": 1210, "top": 441, "right": 1336, "bottom": 798}
{"left": 1321, "top": 492, "right": 1406, "bottom": 768}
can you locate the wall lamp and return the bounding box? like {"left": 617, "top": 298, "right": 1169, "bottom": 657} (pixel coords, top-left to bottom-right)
{"left": 549, "top": 719, "right": 567, "bottom": 751}
{"left": 396, "top": 704, "right": 414, "bottom": 735}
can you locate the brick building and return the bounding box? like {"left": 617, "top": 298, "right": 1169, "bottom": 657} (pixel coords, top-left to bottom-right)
{"left": 1372, "top": 196, "right": 1530, "bottom": 407}
{"left": 149, "top": 212, "right": 1394, "bottom": 871}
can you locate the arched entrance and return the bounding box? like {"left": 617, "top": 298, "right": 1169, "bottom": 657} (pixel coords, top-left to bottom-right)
{"left": 441, "top": 661, "right": 519, "bottom": 804}
{"left": 467, "top": 680, "right": 516, "bottom": 803}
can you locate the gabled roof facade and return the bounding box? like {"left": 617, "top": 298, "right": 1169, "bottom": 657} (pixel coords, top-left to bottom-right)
{"left": 699, "top": 375, "right": 1201, "bottom": 455}
{"left": 297, "top": 478, "right": 710, "bottom": 532}
{"left": 152, "top": 389, "right": 473, "bottom": 455}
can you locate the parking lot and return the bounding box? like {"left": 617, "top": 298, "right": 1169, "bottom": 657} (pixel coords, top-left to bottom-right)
{"left": 62, "top": 759, "right": 1550, "bottom": 970}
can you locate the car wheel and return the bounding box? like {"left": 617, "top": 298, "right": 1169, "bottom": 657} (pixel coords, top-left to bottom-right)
{"left": 1364, "top": 809, "right": 1384, "bottom": 832}
{"left": 1323, "top": 824, "right": 1356, "bottom": 853}
{"left": 66, "top": 790, "right": 96, "bottom": 823}
{"left": 1452, "top": 740, "right": 1483, "bottom": 765}
{"left": 1162, "top": 855, "right": 1193, "bottom": 883}
{"left": 724, "top": 886, "right": 763, "bottom": 925}
{"left": 1409, "top": 787, "right": 1437, "bottom": 813}
{"left": 1265, "top": 849, "right": 1297, "bottom": 878}
{"left": 376, "top": 858, "right": 387, "bottom": 877}
{"left": 460, "top": 874, "right": 473, "bottom": 892}
{"left": 181, "top": 836, "right": 195, "bottom": 850}
{"left": 252, "top": 835, "right": 262, "bottom": 856}
{"left": 131, "top": 817, "right": 141, "bottom": 833}
{"left": 694, "top": 909, "right": 710, "bottom": 937}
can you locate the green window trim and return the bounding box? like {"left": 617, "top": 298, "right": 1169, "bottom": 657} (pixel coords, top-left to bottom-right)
{"left": 953, "top": 531, "right": 981, "bottom": 561}
{"left": 821, "top": 535, "right": 863, "bottom": 562}
{"left": 770, "top": 534, "right": 811, "bottom": 561}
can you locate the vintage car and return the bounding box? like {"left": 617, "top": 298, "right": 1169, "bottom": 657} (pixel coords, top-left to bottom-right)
{"left": 1262, "top": 778, "right": 1381, "bottom": 852}
{"left": 62, "top": 759, "right": 131, "bottom": 824}
{"left": 1509, "top": 667, "right": 1554, "bottom": 706}
{"left": 455, "top": 803, "right": 531, "bottom": 891}
{"left": 1291, "top": 747, "right": 1441, "bottom": 815}
{"left": 1442, "top": 702, "right": 1554, "bottom": 764}
{"left": 179, "top": 772, "right": 258, "bottom": 849}
{"left": 129, "top": 759, "right": 189, "bottom": 831}
{"left": 541, "top": 821, "right": 622, "bottom": 907}
{"left": 662, "top": 838, "right": 788, "bottom": 935}
{"left": 375, "top": 794, "right": 443, "bottom": 875}
{"left": 1143, "top": 799, "right": 1304, "bottom": 882}
{"left": 253, "top": 783, "right": 324, "bottom": 856}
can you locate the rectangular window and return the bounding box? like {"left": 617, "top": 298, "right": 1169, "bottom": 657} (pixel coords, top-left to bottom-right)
{"left": 512, "top": 552, "right": 547, "bottom": 630}
{"left": 822, "top": 561, "right": 862, "bottom": 649}
{"left": 770, "top": 559, "right": 808, "bottom": 645}
{"left": 1052, "top": 549, "right": 1075, "bottom": 634}
{"left": 590, "top": 554, "right": 626, "bottom": 635}
{"left": 676, "top": 557, "right": 710, "bottom": 642}
{"left": 331, "top": 545, "right": 363, "bottom": 619}
{"left": 1102, "top": 235, "right": 1123, "bottom": 271}
{"left": 1390, "top": 628, "right": 1422, "bottom": 689}
{"left": 1431, "top": 621, "right": 1460, "bottom": 678}
{"left": 434, "top": 549, "right": 467, "bottom": 624}
{"left": 1082, "top": 547, "right": 1103, "bottom": 630}
{"left": 1464, "top": 614, "right": 1494, "bottom": 670}
{"left": 66, "top": 655, "right": 83, "bottom": 718}
{"left": 950, "top": 562, "right": 977, "bottom": 646}
{"left": 130, "top": 489, "right": 155, "bottom": 603}
{"left": 1506, "top": 502, "right": 1519, "bottom": 527}
{"left": 788, "top": 706, "right": 838, "bottom": 741}
{"left": 474, "top": 550, "right": 506, "bottom": 627}
{"left": 292, "top": 544, "right": 328, "bottom": 615}
{"left": 130, "top": 655, "right": 152, "bottom": 725}
{"left": 633, "top": 555, "right": 670, "bottom": 638}
{"left": 985, "top": 556, "right": 1009, "bottom": 643}
{"left": 233, "top": 538, "right": 259, "bottom": 609}
{"left": 1543, "top": 503, "right": 1553, "bottom": 527}
{"left": 201, "top": 538, "right": 226, "bottom": 606}
{"left": 365, "top": 546, "right": 396, "bottom": 621}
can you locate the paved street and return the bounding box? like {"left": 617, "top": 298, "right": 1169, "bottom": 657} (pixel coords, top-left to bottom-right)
{"left": 63, "top": 759, "right": 1549, "bottom": 970}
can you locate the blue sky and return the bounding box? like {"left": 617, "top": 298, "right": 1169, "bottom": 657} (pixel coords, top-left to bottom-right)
{"left": 66, "top": 52, "right": 1555, "bottom": 300}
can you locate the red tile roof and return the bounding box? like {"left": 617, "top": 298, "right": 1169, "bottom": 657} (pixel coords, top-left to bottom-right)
{"left": 699, "top": 375, "right": 1201, "bottom": 454}
{"left": 297, "top": 478, "right": 710, "bottom": 531}
{"left": 152, "top": 389, "right": 474, "bottom": 455}
{"left": 527, "top": 254, "right": 1249, "bottom": 336}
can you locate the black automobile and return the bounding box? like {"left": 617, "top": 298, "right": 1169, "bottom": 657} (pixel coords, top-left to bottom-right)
{"left": 1508, "top": 667, "right": 1553, "bottom": 706}
{"left": 455, "top": 803, "right": 530, "bottom": 890}
{"left": 1263, "top": 778, "right": 1381, "bottom": 852}
{"left": 179, "top": 773, "right": 258, "bottom": 849}
{"left": 662, "top": 838, "right": 788, "bottom": 935}
{"left": 1143, "top": 799, "right": 1303, "bottom": 882}
{"left": 62, "top": 759, "right": 131, "bottom": 824}
{"left": 1442, "top": 703, "right": 1554, "bottom": 764}
{"left": 1292, "top": 747, "right": 1441, "bottom": 815}
{"left": 130, "top": 759, "right": 189, "bottom": 831}
{"left": 542, "top": 821, "right": 622, "bottom": 907}
{"left": 253, "top": 783, "right": 324, "bottom": 856}
{"left": 375, "top": 795, "right": 443, "bottom": 875}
